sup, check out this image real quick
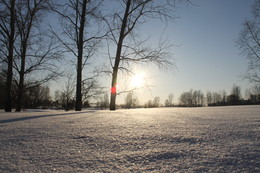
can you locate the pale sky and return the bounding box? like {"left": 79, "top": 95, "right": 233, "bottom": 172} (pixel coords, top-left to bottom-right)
{"left": 112, "top": 0, "right": 255, "bottom": 104}
{"left": 50, "top": 0, "right": 256, "bottom": 105}
{"left": 121, "top": 0, "right": 254, "bottom": 103}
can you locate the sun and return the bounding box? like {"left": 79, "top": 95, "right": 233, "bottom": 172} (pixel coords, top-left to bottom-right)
{"left": 131, "top": 73, "right": 145, "bottom": 88}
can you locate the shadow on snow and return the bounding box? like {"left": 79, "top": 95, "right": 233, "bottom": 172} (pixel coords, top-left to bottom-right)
{"left": 0, "top": 110, "right": 96, "bottom": 124}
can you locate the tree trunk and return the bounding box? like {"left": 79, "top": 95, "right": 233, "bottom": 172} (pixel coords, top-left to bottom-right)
{"left": 109, "top": 0, "right": 131, "bottom": 111}
{"left": 75, "top": 0, "right": 87, "bottom": 111}
{"left": 110, "top": 69, "right": 118, "bottom": 110}
{"left": 16, "top": 7, "right": 33, "bottom": 112}
{"left": 15, "top": 53, "right": 26, "bottom": 112}
{"left": 75, "top": 52, "right": 82, "bottom": 111}
{"left": 110, "top": 93, "right": 116, "bottom": 110}
{"left": 4, "top": 0, "right": 16, "bottom": 112}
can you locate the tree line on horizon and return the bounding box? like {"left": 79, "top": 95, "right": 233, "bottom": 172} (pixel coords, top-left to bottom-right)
{"left": 1, "top": 78, "right": 259, "bottom": 110}
{"left": 121, "top": 84, "right": 260, "bottom": 109}
{"left": 0, "top": 0, "right": 259, "bottom": 112}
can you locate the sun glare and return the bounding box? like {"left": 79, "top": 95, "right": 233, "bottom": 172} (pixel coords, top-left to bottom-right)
{"left": 131, "top": 73, "right": 145, "bottom": 88}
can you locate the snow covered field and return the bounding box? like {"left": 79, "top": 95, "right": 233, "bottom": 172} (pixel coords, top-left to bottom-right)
{"left": 0, "top": 106, "right": 259, "bottom": 172}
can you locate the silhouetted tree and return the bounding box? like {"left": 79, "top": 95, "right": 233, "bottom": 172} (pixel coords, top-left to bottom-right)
{"left": 212, "top": 92, "right": 222, "bottom": 105}
{"left": 165, "top": 93, "right": 174, "bottom": 107}
{"left": 179, "top": 90, "right": 193, "bottom": 107}
{"left": 106, "top": 0, "right": 190, "bottom": 110}
{"left": 227, "top": 85, "right": 242, "bottom": 105}
{"left": 250, "top": 85, "right": 260, "bottom": 103}
{"left": 244, "top": 85, "right": 260, "bottom": 104}
{"left": 125, "top": 91, "right": 133, "bottom": 109}
{"left": 168, "top": 93, "right": 174, "bottom": 107}
{"left": 198, "top": 90, "right": 204, "bottom": 106}
{"left": 0, "top": 0, "right": 16, "bottom": 112}
{"left": 237, "top": 0, "right": 260, "bottom": 83}
{"left": 144, "top": 99, "right": 153, "bottom": 108}
{"left": 50, "top": 0, "right": 106, "bottom": 111}
{"left": 98, "top": 93, "right": 109, "bottom": 109}
{"left": 23, "top": 85, "right": 51, "bottom": 109}
{"left": 59, "top": 75, "right": 76, "bottom": 111}
{"left": 82, "top": 77, "right": 103, "bottom": 106}
{"left": 221, "top": 90, "right": 227, "bottom": 104}
{"left": 13, "top": 0, "right": 60, "bottom": 112}
{"left": 179, "top": 89, "right": 204, "bottom": 107}
{"left": 206, "top": 90, "right": 228, "bottom": 106}
{"left": 165, "top": 99, "right": 169, "bottom": 107}
{"left": 124, "top": 91, "right": 139, "bottom": 109}
{"left": 206, "top": 91, "right": 212, "bottom": 106}
{"left": 152, "top": 97, "right": 160, "bottom": 107}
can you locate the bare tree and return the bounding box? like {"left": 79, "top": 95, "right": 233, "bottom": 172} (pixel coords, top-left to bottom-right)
{"left": 227, "top": 85, "right": 242, "bottom": 105}
{"left": 168, "top": 93, "right": 174, "bottom": 106}
{"left": 98, "top": 93, "right": 109, "bottom": 109}
{"left": 124, "top": 91, "right": 138, "bottom": 108}
{"left": 153, "top": 96, "right": 160, "bottom": 107}
{"left": 165, "top": 93, "right": 174, "bottom": 107}
{"left": 221, "top": 90, "right": 227, "bottom": 104}
{"left": 212, "top": 92, "right": 222, "bottom": 105}
{"left": 23, "top": 85, "right": 51, "bottom": 109}
{"left": 180, "top": 90, "right": 192, "bottom": 106}
{"left": 0, "top": 0, "right": 16, "bottom": 112}
{"left": 179, "top": 89, "right": 204, "bottom": 107}
{"left": 250, "top": 84, "right": 260, "bottom": 103}
{"left": 13, "top": 0, "right": 60, "bottom": 112}
{"left": 237, "top": 0, "right": 260, "bottom": 83}
{"left": 125, "top": 91, "right": 133, "bottom": 109}
{"left": 206, "top": 91, "right": 212, "bottom": 106}
{"left": 105, "top": 0, "right": 189, "bottom": 110}
{"left": 50, "top": 0, "right": 106, "bottom": 111}
{"left": 55, "top": 75, "right": 76, "bottom": 111}
{"left": 206, "top": 90, "right": 227, "bottom": 106}
{"left": 244, "top": 85, "right": 260, "bottom": 103}
{"left": 82, "top": 76, "right": 105, "bottom": 105}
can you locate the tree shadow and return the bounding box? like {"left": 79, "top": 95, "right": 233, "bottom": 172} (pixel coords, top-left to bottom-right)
{"left": 0, "top": 110, "right": 96, "bottom": 124}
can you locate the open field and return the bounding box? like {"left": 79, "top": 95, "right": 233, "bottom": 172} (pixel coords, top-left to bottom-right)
{"left": 0, "top": 106, "right": 259, "bottom": 172}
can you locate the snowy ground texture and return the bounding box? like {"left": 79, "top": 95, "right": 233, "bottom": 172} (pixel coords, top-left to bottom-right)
{"left": 0, "top": 106, "right": 260, "bottom": 173}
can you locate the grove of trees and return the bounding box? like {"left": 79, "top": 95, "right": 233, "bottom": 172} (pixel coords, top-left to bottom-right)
{"left": 1, "top": 0, "right": 259, "bottom": 111}
{"left": 178, "top": 85, "right": 260, "bottom": 107}
{"left": 1, "top": 0, "right": 61, "bottom": 112}
{"left": 0, "top": 0, "right": 191, "bottom": 112}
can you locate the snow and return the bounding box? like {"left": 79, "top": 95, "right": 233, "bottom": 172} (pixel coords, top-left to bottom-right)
{"left": 0, "top": 106, "right": 259, "bottom": 172}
